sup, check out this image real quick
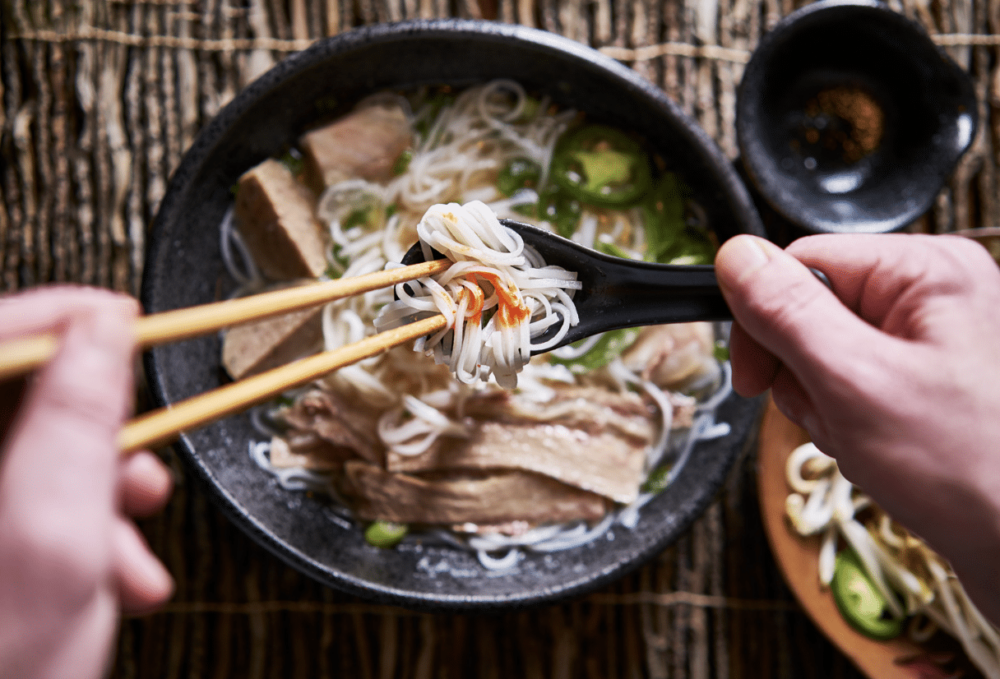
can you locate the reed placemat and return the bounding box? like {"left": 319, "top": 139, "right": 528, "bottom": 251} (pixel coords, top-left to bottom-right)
{"left": 2, "top": 0, "right": 998, "bottom": 675}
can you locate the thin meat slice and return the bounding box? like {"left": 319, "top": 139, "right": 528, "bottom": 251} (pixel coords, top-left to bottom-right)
{"left": 340, "top": 462, "right": 607, "bottom": 525}
{"left": 300, "top": 103, "right": 413, "bottom": 191}
{"left": 222, "top": 304, "right": 324, "bottom": 380}
{"left": 620, "top": 322, "right": 720, "bottom": 390}
{"left": 461, "top": 386, "right": 656, "bottom": 442}
{"left": 386, "top": 421, "right": 647, "bottom": 504}
{"left": 277, "top": 390, "right": 383, "bottom": 466}
{"left": 234, "top": 158, "right": 327, "bottom": 280}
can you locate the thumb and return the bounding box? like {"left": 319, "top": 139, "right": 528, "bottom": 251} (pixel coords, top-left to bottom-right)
{"left": 715, "top": 235, "right": 886, "bottom": 395}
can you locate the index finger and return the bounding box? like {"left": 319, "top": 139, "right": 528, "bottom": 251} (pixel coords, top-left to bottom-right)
{"left": 786, "top": 233, "right": 1000, "bottom": 338}
{"left": 0, "top": 289, "right": 137, "bottom": 554}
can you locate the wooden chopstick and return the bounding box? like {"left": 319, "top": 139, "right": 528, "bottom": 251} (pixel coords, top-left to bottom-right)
{"left": 0, "top": 258, "right": 450, "bottom": 381}
{"left": 118, "top": 314, "right": 447, "bottom": 453}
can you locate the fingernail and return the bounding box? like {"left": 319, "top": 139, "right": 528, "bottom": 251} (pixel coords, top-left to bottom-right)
{"left": 719, "top": 236, "right": 776, "bottom": 284}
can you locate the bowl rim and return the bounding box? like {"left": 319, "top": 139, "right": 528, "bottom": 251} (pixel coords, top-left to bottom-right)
{"left": 142, "top": 18, "right": 765, "bottom": 610}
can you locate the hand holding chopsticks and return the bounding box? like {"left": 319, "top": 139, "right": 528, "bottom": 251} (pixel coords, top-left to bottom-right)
{"left": 120, "top": 314, "right": 445, "bottom": 452}
{"left": 0, "top": 258, "right": 448, "bottom": 382}
{"left": 0, "top": 259, "right": 450, "bottom": 452}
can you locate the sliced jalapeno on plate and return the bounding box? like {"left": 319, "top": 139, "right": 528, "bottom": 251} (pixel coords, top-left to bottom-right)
{"left": 831, "top": 548, "right": 903, "bottom": 640}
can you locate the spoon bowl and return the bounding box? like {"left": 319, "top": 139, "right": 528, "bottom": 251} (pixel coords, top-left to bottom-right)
{"left": 400, "top": 219, "right": 733, "bottom": 352}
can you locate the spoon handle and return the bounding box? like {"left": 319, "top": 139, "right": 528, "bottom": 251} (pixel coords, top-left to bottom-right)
{"left": 588, "top": 259, "right": 732, "bottom": 328}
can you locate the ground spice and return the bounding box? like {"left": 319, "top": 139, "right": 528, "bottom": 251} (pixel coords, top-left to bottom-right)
{"left": 801, "top": 86, "right": 885, "bottom": 163}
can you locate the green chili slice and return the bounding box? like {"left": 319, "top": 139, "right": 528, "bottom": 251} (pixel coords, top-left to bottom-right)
{"left": 642, "top": 173, "right": 716, "bottom": 265}
{"left": 513, "top": 184, "right": 581, "bottom": 238}
{"left": 831, "top": 549, "right": 903, "bottom": 640}
{"left": 498, "top": 158, "right": 542, "bottom": 197}
{"left": 551, "top": 125, "right": 652, "bottom": 207}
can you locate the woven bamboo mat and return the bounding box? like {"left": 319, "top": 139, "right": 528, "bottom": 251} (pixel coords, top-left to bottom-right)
{"left": 2, "top": 0, "right": 998, "bottom": 675}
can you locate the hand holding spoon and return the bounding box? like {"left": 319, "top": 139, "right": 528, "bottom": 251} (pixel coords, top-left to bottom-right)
{"left": 402, "top": 219, "right": 829, "bottom": 354}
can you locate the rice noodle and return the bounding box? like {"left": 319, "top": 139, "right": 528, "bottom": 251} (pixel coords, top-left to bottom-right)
{"left": 375, "top": 201, "right": 581, "bottom": 389}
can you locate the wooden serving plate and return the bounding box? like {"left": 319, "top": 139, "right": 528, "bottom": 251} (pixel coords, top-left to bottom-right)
{"left": 757, "top": 397, "right": 953, "bottom": 679}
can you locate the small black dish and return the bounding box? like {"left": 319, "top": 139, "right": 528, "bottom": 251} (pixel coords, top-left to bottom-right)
{"left": 737, "top": 0, "right": 977, "bottom": 234}
{"left": 142, "top": 20, "right": 764, "bottom": 610}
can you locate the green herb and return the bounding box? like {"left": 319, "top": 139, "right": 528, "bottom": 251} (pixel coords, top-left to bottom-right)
{"left": 642, "top": 465, "right": 674, "bottom": 493}
{"left": 713, "top": 342, "right": 730, "bottom": 362}
{"left": 393, "top": 149, "right": 413, "bottom": 176}
{"left": 497, "top": 157, "right": 542, "bottom": 197}
{"left": 325, "top": 244, "right": 351, "bottom": 279}
{"left": 279, "top": 150, "right": 304, "bottom": 176}
{"left": 517, "top": 96, "right": 541, "bottom": 122}
{"left": 364, "top": 521, "right": 409, "bottom": 548}
{"left": 385, "top": 203, "right": 399, "bottom": 219}
{"left": 275, "top": 395, "right": 295, "bottom": 408}
{"left": 550, "top": 327, "right": 641, "bottom": 372}
{"left": 342, "top": 207, "right": 373, "bottom": 230}
{"left": 230, "top": 183, "right": 240, "bottom": 196}
{"left": 414, "top": 90, "right": 457, "bottom": 140}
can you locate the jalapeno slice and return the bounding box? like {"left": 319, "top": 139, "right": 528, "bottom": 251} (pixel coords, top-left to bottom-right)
{"left": 831, "top": 548, "right": 903, "bottom": 640}
{"left": 551, "top": 125, "right": 652, "bottom": 207}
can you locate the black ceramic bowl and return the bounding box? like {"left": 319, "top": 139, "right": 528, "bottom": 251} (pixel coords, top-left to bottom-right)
{"left": 142, "top": 20, "right": 765, "bottom": 610}
{"left": 737, "top": 0, "right": 977, "bottom": 234}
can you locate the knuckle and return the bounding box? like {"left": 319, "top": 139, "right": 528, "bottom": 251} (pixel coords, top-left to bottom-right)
{"left": 743, "top": 272, "right": 826, "bottom": 340}
{"left": 33, "top": 371, "right": 128, "bottom": 435}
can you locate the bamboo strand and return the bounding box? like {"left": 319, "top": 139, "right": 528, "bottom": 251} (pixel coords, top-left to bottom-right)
{"left": 117, "top": 314, "right": 446, "bottom": 452}
{"left": 10, "top": 27, "right": 999, "bottom": 52}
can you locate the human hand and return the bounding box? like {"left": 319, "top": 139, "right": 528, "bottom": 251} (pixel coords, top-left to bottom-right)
{"left": 0, "top": 287, "right": 174, "bottom": 679}
{"left": 715, "top": 233, "right": 1000, "bottom": 623}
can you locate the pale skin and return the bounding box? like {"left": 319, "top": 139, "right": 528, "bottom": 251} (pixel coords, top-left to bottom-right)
{"left": 0, "top": 287, "right": 174, "bottom": 679}
{"left": 716, "top": 233, "right": 1000, "bottom": 625}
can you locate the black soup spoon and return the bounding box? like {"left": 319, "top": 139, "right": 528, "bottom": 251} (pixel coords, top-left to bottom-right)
{"left": 400, "top": 219, "right": 735, "bottom": 354}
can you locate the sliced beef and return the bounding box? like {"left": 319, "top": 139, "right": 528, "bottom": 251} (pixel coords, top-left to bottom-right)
{"left": 620, "top": 322, "right": 719, "bottom": 390}
{"left": 268, "top": 435, "right": 337, "bottom": 471}
{"left": 386, "top": 421, "right": 647, "bottom": 504}
{"left": 340, "top": 461, "right": 607, "bottom": 525}
{"left": 300, "top": 103, "right": 413, "bottom": 191}
{"left": 462, "top": 386, "right": 656, "bottom": 443}
{"left": 234, "top": 158, "right": 327, "bottom": 280}
{"left": 277, "top": 389, "right": 382, "bottom": 466}
{"left": 222, "top": 304, "right": 324, "bottom": 380}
